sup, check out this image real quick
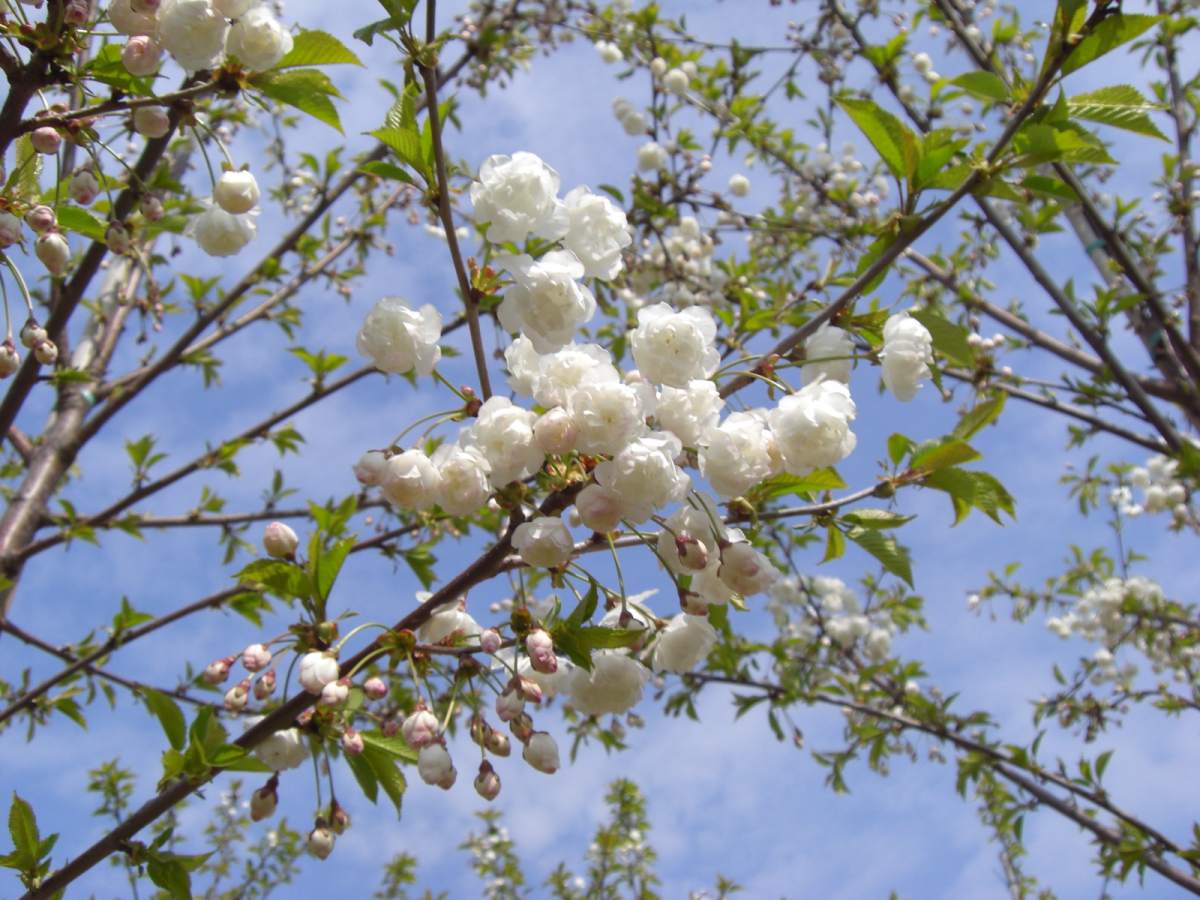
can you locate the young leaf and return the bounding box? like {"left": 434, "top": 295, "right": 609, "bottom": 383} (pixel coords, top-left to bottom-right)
{"left": 836, "top": 97, "right": 919, "bottom": 182}
{"left": 142, "top": 689, "right": 186, "bottom": 751}
{"left": 1067, "top": 84, "right": 1168, "bottom": 141}
{"left": 1060, "top": 14, "right": 1164, "bottom": 76}
{"left": 275, "top": 29, "right": 363, "bottom": 69}
{"left": 7, "top": 793, "right": 39, "bottom": 870}
{"left": 252, "top": 69, "right": 344, "bottom": 133}
{"left": 846, "top": 527, "right": 913, "bottom": 586}
{"left": 948, "top": 72, "right": 1010, "bottom": 103}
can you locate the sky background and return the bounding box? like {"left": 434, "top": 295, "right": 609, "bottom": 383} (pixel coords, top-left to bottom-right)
{"left": 2, "top": 0, "right": 1199, "bottom": 897}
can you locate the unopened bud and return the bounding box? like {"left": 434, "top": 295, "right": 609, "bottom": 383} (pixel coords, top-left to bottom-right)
{"left": 401, "top": 705, "right": 440, "bottom": 748}
{"left": 203, "top": 656, "right": 235, "bottom": 685}
{"left": 132, "top": 106, "right": 170, "bottom": 139}
{"left": 485, "top": 730, "right": 511, "bottom": 757}
{"left": 474, "top": 760, "right": 501, "bottom": 801}
{"left": 33, "top": 340, "right": 58, "bottom": 367}
{"left": 479, "top": 628, "right": 501, "bottom": 654}
{"left": 341, "top": 727, "right": 364, "bottom": 756}
{"left": 495, "top": 686, "right": 524, "bottom": 722}
{"left": 674, "top": 533, "right": 709, "bottom": 571}
{"left": 242, "top": 643, "right": 271, "bottom": 672}
{"left": 34, "top": 231, "right": 70, "bottom": 276}
{"left": 24, "top": 205, "right": 55, "bottom": 233}
{"left": 417, "top": 743, "right": 456, "bottom": 789}
{"left": 525, "top": 629, "right": 557, "bottom": 674}
{"left": 249, "top": 782, "right": 277, "bottom": 821}
{"left": 307, "top": 824, "right": 335, "bottom": 860}
{"left": 224, "top": 679, "right": 250, "bottom": 713}
{"left": 69, "top": 169, "right": 100, "bottom": 206}
{"left": 122, "top": 34, "right": 162, "bottom": 77}
{"left": 516, "top": 676, "right": 543, "bottom": 704}
{"left": 253, "top": 669, "right": 276, "bottom": 700}
{"left": 63, "top": 0, "right": 91, "bottom": 24}
{"left": 0, "top": 342, "right": 20, "bottom": 378}
{"left": 352, "top": 450, "right": 387, "bottom": 486}
{"left": 105, "top": 221, "right": 131, "bottom": 255}
{"left": 19, "top": 320, "right": 46, "bottom": 349}
{"left": 262, "top": 521, "right": 299, "bottom": 558}
{"left": 330, "top": 803, "right": 351, "bottom": 834}
{"left": 30, "top": 127, "right": 62, "bottom": 156}
{"left": 363, "top": 676, "right": 388, "bottom": 699}
{"left": 381, "top": 716, "right": 400, "bottom": 737}
{"left": 139, "top": 193, "right": 164, "bottom": 221}
{"left": 509, "top": 711, "right": 534, "bottom": 744}
{"left": 319, "top": 677, "right": 350, "bottom": 707}
{"left": 0, "top": 212, "right": 20, "bottom": 249}
{"left": 521, "top": 731, "right": 560, "bottom": 774}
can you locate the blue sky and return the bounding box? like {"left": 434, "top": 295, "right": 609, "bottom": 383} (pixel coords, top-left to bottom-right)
{"left": 2, "top": 1, "right": 1199, "bottom": 897}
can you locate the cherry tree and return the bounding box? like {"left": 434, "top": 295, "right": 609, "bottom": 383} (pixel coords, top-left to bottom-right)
{"left": 1, "top": 0, "right": 1198, "bottom": 896}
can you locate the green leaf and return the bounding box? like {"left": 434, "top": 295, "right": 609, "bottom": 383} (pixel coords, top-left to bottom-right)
{"left": 575, "top": 626, "right": 645, "bottom": 652}
{"left": 274, "top": 29, "right": 363, "bottom": 69}
{"left": 821, "top": 524, "right": 845, "bottom": 563}
{"left": 146, "top": 856, "right": 191, "bottom": 900}
{"left": 749, "top": 468, "right": 846, "bottom": 502}
{"left": 840, "top": 509, "right": 914, "bottom": 529}
{"left": 949, "top": 72, "right": 1010, "bottom": 103}
{"left": 361, "top": 745, "right": 407, "bottom": 816}
{"left": 1061, "top": 14, "right": 1164, "bottom": 76}
{"left": 143, "top": 689, "right": 186, "bottom": 751}
{"left": 1067, "top": 84, "right": 1168, "bottom": 141}
{"left": 55, "top": 206, "right": 107, "bottom": 243}
{"left": 252, "top": 69, "right": 344, "bottom": 133}
{"left": 402, "top": 543, "right": 437, "bottom": 591}
{"left": 361, "top": 730, "right": 419, "bottom": 764}
{"left": 1011, "top": 122, "right": 1116, "bottom": 166}
{"left": 371, "top": 126, "right": 431, "bottom": 181}
{"left": 836, "top": 97, "right": 919, "bottom": 182}
{"left": 953, "top": 394, "right": 1006, "bottom": 440}
{"left": 846, "top": 528, "right": 913, "bottom": 586}
{"left": 7, "top": 794, "right": 39, "bottom": 869}
{"left": 346, "top": 750, "right": 379, "bottom": 803}
{"left": 922, "top": 468, "right": 1016, "bottom": 524}
{"left": 888, "top": 433, "right": 913, "bottom": 466}
{"left": 909, "top": 308, "right": 974, "bottom": 367}
{"left": 358, "top": 160, "right": 415, "bottom": 184}
{"left": 910, "top": 437, "right": 981, "bottom": 473}
{"left": 5, "top": 136, "right": 42, "bottom": 203}
{"left": 312, "top": 536, "right": 354, "bottom": 601}
{"left": 565, "top": 583, "right": 599, "bottom": 628}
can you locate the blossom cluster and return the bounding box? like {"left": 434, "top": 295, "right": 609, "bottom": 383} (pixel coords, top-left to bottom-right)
{"left": 1110, "top": 453, "right": 1194, "bottom": 529}
{"left": 768, "top": 575, "right": 898, "bottom": 664}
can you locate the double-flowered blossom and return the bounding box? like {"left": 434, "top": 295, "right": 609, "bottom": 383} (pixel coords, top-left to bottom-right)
{"left": 768, "top": 379, "right": 857, "bottom": 474}
{"left": 569, "top": 380, "right": 652, "bottom": 456}
{"left": 459, "top": 396, "right": 544, "bottom": 486}
{"left": 156, "top": 0, "right": 228, "bottom": 72}
{"left": 652, "top": 613, "right": 718, "bottom": 673}
{"left": 226, "top": 5, "right": 293, "bottom": 70}
{"left": 497, "top": 251, "right": 596, "bottom": 353}
{"left": 357, "top": 297, "right": 442, "bottom": 376}
{"left": 802, "top": 325, "right": 854, "bottom": 384}
{"left": 699, "top": 411, "right": 781, "bottom": 498}
{"left": 880, "top": 311, "right": 933, "bottom": 401}
{"left": 561, "top": 186, "right": 632, "bottom": 280}
{"left": 381, "top": 449, "right": 441, "bottom": 510}
{"left": 431, "top": 444, "right": 492, "bottom": 515}
{"left": 512, "top": 516, "right": 574, "bottom": 568}
{"left": 213, "top": 169, "right": 261, "bottom": 215}
{"left": 190, "top": 204, "right": 256, "bottom": 257}
{"left": 567, "top": 652, "right": 649, "bottom": 716}
{"left": 654, "top": 379, "right": 723, "bottom": 448}
{"left": 470, "top": 152, "right": 568, "bottom": 244}
{"left": 593, "top": 432, "right": 689, "bottom": 523}
{"left": 629, "top": 303, "right": 720, "bottom": 388}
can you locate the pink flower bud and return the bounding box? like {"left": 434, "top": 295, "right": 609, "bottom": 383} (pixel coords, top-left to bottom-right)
{"left": 479, "top": 628, "right": 501, "bottom": 655}
{"left": 522, "top": 731, "right": 560, "bottom": 774}
{"left": 34, "top": 231, "right": 70, "bottom": 276}
{"left": 298, "top": 651, "right": 339, "bottom": 694}
{"left": 203, "top": 656, "right": 234, "bottom": 685}
{"left": 139, "top": 193, "right": 164, "bottom": 221}
{"left": 63, "top": 0, "right": 92, "bottom": 24}
{"left": 132, "top": 106, "right": 170, "bottom": 139}
{"left": 249, "top": 782, "right": 277, "bottom": 821}
{"left": 253, "top": 669, "right": 276, "bottom": 700}
{"left": 509, "top": 711, "right": 534, "bottom": 744}
{"left": 19, "top": 320, "right": 46, "bottom": 349}
{"left": 121, "top": 34, "right": 162, "bottom": 77}
{"left": 401, "top": 706, "right": 440, "bottom": 748}
{"left": 363, "top": 676, "right": 388, "bottom": 699}
{"left": 469, "top": 716, "right": 490, "bottom": 746}
{"left": 474, "top": 760, "right": 501, "bottom": 801}
{"left": 0, "top": 342, "right": 20, "bottom": 378}
{"left": 224, "top": 679, "right": 250, "bottom": 713}
{"left": 495, "top": 686, "right": 524, "bottom": 722}
{"left": 105, "top": 221, "right": 130, "bottom": 255}
{"left": 307, "top": 825, "right": 335, "bottom": 860}
{"left": 241, "top": 643, "right": 271, "bottom": 672}
{"left": 24, "top": 205, "right": 55, "bottom": 233}
{"left": 34, "top": 340, "right": 57, "bottom": 366}
{"left": 262, "top": 521, "right": 298, "bottom": 558}
{"left": 485, "top": 730, "right": 511, "bottom": 757}
{"left": 417, "top": 743, "right": 456, "bottom": 789}
{"left": 69, "top": 169, "right": 99, "bottom": 206}
{"left": 674, "top": 533, "right": 709, "bottom": 571}
{"left": 525, "top": 629, "right": 557, "bottom": 674}
{"left": 319, "top": 677, "right": 350, "bottom": 707}
{"left": 516, "top": 676, "right": 543, "bottom": 704}
{"left": 0, "top": 212, "right": 21, "bottom": 248}
{"left": 717, "top": 541, "right": 777, "bottom": 596}
{"left": 381, "top": 716, "right": 400, "bottom": 737}
{"left": 341, "top": 727, "right": 364, "bottom": 756}
{"left": 30, "top": 127, "right": 61, "bottom": 156}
